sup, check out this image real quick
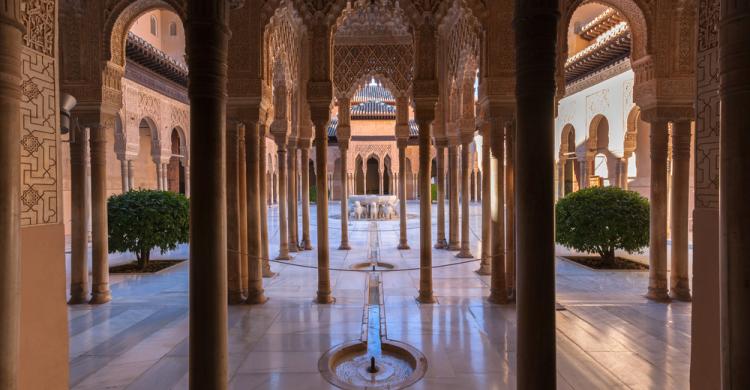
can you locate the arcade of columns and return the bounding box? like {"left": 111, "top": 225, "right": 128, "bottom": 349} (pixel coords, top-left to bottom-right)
{"left": 0, "top": 0, "right": 746, "bottom": 389}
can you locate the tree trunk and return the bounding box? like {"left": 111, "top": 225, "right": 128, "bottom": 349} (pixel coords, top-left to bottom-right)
{"left": 139, "top": 249, "right": 151, "bottom": 271}
{"left": 599, "top": 248, "right": 616, "bottom": 268}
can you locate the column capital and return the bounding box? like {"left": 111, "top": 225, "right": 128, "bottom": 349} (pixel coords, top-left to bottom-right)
{"left": 396, "top": 137, "right": 409, "bottom": 149}
{"left": 297, "top": 138, "right": 312, "bottom": 149}
{"left": 640, "top": 106, "right": 694, "bottom": 123}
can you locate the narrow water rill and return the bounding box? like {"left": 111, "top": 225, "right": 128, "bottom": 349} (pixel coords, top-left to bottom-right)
{"left": 319, "top": 222, "right": 426, "bottom": 389}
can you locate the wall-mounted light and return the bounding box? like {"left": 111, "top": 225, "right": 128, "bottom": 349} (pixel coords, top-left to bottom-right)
{"left": 60, "top": 93, "right": 77, "bottom": 135}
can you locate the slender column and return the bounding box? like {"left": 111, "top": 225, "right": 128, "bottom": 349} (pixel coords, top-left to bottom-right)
{"left": 670, "top": 120, "right": 691, "bottom": 301}
{"left": 186, "top": 2, "right": 230, "bottom": 386}
{"left": 89, "top": 124, "right": 111, "bottom": 304}
{"left": 127, "top": 160, "right": 135, "bottom": 190}
{"left": 647, "top": 120, "right": 670, "bottom": 301}
{"left": 720, "top": 3, "right": 750, "bottom": 387}
{"left": 415, "top": 111, "right": 435, "bottom": 303}
{"left": 338, "top": 141, "right": 351, "bottom": 250}
{"left": 292, "top": 147, "right": 299, "bottom": 249}
{"left": 162, "top": 164, "right": 169, "bottom": 190}
{"left": 578, "top": 159, "right": 588, "bottom": 188}
{"left": 69, "top": 128, "right": 90, "bottom": 303}
{"left": 398, "top": 139, "right": 410, "bottom": 249}
{"left": 514, "top": 1, "right": 559, "bottom": 387}
{"left": 275, "top": 141, "right": 290, "bottom": 259}
{"left": 313, "top": 120, "right": 334, "bottom": 304}
{"left": 245, "top": 122, "right": 266, "bottom": 304}
{"left": 476, "top": 133, "right": 492, "bottom": 275}
{"left": 238, "top": 126, "right": 249, "bottom": 292}
{"left": 259, "top": 130, "right": 275, "bottom": 276}
{"left": 156, "top": 163, "right": 163, "bottom": 190}
{"left": 435, "top": 144, "right": 447, "bottom": 248}
{"left": 448, "top": 146, "right": 460, "bottom": 250}
{"left": 506, "top": 123, "right": 517, "bottom": 299}
{"left": 458, "top": 142, "right": 473, "bottom": 258}
{"left": 120, "top": 159, "right": 129, "bottom": 192}
{"left": 0, "top": 4, "right": 22, "bottom": 386}
{"left": 183, "top": 163, "right": 190, "bottom": 197}
{"left": 226, "top": 122, "right": 243, "bottom": 304}
{"left": 379, "top": 169, "right": 384, "bottom": 195}
{"left": 620, "top": 157, "right": 629, "bottom": 189}
{"left": 287, "top": 142, "right": 298, "bottom": 252}
{"left": 487, "top": 121, "right": 507, "bottom": 303}
{"left": 300, "top": 144, "right": 312, "bottom": 250}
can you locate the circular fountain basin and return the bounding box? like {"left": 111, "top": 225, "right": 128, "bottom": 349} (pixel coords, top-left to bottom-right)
{"left": 350, "top": 262, "right": 396, "bottom": 271}
{"left": 319, "top": 340, "right": 427, "bottom": 389}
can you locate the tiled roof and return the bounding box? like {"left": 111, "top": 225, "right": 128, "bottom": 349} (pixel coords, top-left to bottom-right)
{"left": 351, "top": 101, "right": 397, "bottom": 119}
{"left": 565, "top": 21, "right": 631, "bottom": 84}
{"left": 126, "top": 32, "right": 188, "bottom": 86}
{"left": 352, "top": 84, "right": 395, "bottom": 104}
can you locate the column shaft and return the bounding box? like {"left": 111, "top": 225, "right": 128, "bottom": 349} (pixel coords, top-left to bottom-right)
{"left": 448, "top": 146, "right": 460, "bottom": 249}
{"left": 670, "top": 121, "right": 691, "bottom": 301}
{"left": 416, "top": 119, "right": 435, "bottom": 303}
{"left": 238, "top": 127, "right": 249, "bottom": 293}
{"left": 245, "top": 123, "right": 266, "bottom": 304}
{"left": 398, "top": 142, "right": 410, "bottom": 249}
{"left": 156, "top": 163, "right": 163, "bottom": 190}
{"left": 314, "top": 124, "right": 333, "bottom": 304}
{"left": 69, "top": 128, "right": 90, "bottom": 303}
{"left": 259, "top": 132, "right": 275, "bottom": 276}
{"left": 720, "top": 3, "right": 750, "bottom": 386}
{"left": 435, "top": 146, "right": 447, "bottom": 248}
{"left": 477, "top": 139, "right": 491, "bottom": 275}
{"left": 339, "top": 144, "right": 351, "bottom": 250}
{"left": 0, "top": 6, "right": 22, "bottom": 387}
{"left": 287, "top": 145, "right": 298, "bottom": 252}
{"left": 226, "top": 123, "right": 243, "bottom": 304}
{"left": 301, "top": 146, "right": 312, "bottom": 250}
{"left": 514, "top": 1, "right": 559, "bottom": 387}
{"left": 275, "top": 145, "right": 290, "bottom": 259}
{"left": 120, "top": 159, "right": 128, "bottom": 192}
{"left": 487, "top": 124, "right": 507, "bottom": 304}
{"left": 127, "top": 160, "right": 134, "bottom": 190}
{"left": 457, "top": 142, "right": 473, "bottom": 258}
{"left": 506, "top": 123, "right": 516, "bottom": 299}
{"left": 186, "top": 2, "right": 229, "bottom": 386}
{"left": 647, "top": 120, "right": 670, "bottom": 300}
{"left": 89, "top": 125, "right": 111, "bottom": 304}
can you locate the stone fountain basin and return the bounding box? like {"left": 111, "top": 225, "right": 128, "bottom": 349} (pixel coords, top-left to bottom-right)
{"left": 319, "top": 339, "right": 427, "bottom": 390}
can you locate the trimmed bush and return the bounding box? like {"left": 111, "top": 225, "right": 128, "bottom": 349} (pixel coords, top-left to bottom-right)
{"left": 431, "top": 183, "right": 438, "bottom": 203}
{"left": 555, "top": 186, "right": 649, "bottom": 266}
{"left": 108, "top": 190, "right": 189, "bottom": 270}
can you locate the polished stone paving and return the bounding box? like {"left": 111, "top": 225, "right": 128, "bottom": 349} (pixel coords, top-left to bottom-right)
{"left": 68, "top": 201, "right": 691, "bottom": 389}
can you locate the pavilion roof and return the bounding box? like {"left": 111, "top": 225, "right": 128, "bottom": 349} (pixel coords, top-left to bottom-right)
{"left": 126, "top": 32, "right": 188, "bottom": 86}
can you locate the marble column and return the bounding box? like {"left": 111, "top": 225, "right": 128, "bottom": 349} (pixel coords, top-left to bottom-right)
{"left": 720, "top": 3, "right": 750, "bottom": 386}
{"left": 313, "top": 119, "right": 334, "bottom": 304}
{"left": 670, "top": 120, "right": 691, "bottom": 301}
{"left": 647, "top": 120, "right": 670, "bottom": 301}
{"left": 275, "top": 139, "right": 290, "bottom": 260}
{"left": 578, "top": 159, "right": 588, "bottom": 188}
{"left": 120, "top": 159, "right": 129, "bottom": 192}
{"left": 259, "top": 131, "right": 275, "bottom": 277}
{"left": 89, "top": 124, "right": 111, "bottom": 304}
{"left": 245, "top": 122, "right": 266, "bottom": 305}
{"left": 619, "top": 157, "right": 629, "bottom": 189}
{"left": 514, "top": 0, "right": 558, "bottom": 387}
{"left": 416, "top": 110, "right": 436, "bottom": 303}
{"left": 238, "top": 126, "right": 249, "bottom": 293}
{"left": 379, "top": 169, "right": 384, "bottom": 195}
{"left": 487, "top": 121, "right": 507, "bottom": 304}
{"left": 162, "top": 163, "right": 169, "bottom": 190}
{"left": 69, "top": 128, "right": 90, "bottom": 304}
{"left": 127, "top": 160, "right": 135, "bottom": 190}
{"left": 476, "top": 132, "right": 492, "bottom": 275}
{"left": 300, "top": 143, "right": 313, "bottom": 250}
{"left": 156, "top": 163, "right": 163, "bottom": 190}
{"left": 226, "top": 122, "right": 243, "bottom": 304}
{"left": 506, "top": 121, "right": 517, "bottom": 299}
{"left": 183, "top": 163, "right": 190, "bottom": 197}
{"left": 398, "top": 139, "right": 410, "bottom": 249}
{"left": 0, "top": 3, "right": 22, "bottom": 386}
{"left": 457, "top": 141, "right": 473, "bottom": 258}
{"left": 339, "top": 141, "right": 351, "bottom": 250}
{"left": 186, "top": 1, "right": 229, "bottom": 386}
{"left": 435, "top": 144, "right": 447, "bottom": 249}
{"left": 287, "top": 142, "right": 298, "bottom": 252}
{"left": 448, "top": 145, "right": 460, "bottom": 250}
{"left": 291, "top": 146, "right": 300, "bottom": 250}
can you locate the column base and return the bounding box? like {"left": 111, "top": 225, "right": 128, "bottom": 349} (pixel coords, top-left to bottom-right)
{"left": 315, "top": 292, "right": 335, "bottom": 304}
{"left": 456, "top": 250, "right": 473, "bottom": 259}
{"left": 447, "top": 242, "right": 460, "bottom": 251}
{"left": 245, "top": 291, "right": 268, "bottom": 305}
{"left": 338, "top": 243, "right": 351, "bottom": 250}
{"left": 645, "top": 287, "right": 670, "bottom": 302}
{"left": 487, "top": 291, "right": 510, "bottom": 304}
{"left": 397, "top": 241, "right": 410, "bottom": 250}
{"left": 262, "top": 269, "right": 277, "bottom": 278}
{"left": 670, "top": 287, "right": 692, "bottom": 302}
{"left": 228, "top": 292, "right": 245, "bottom": 305}
{"left": 89, "top": 291, "right": 112, "bottom": 305}
{"left": 474, "top": 263, "right": 491, "bottom": 275}
{"left": 416, "top": 291, "right": 437, "bottom": 304}
{"left": 276, "top": 252, "right": 291, "bottom": 261}
{"left": 289, "top": 245, "right": 298, "bottom": 253}
{"left": 303, "top": 240, "right": 313, "bottom": 250}
{"left": 68, "top": 295, "right": 89, "bottom": 305}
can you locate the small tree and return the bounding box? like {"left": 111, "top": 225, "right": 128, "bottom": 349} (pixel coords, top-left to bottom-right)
{"left": 108, "top": 190, "right": 189, "bottom": 270}
{"left": 556, "top": 186, "right": 649, "bottom": 266}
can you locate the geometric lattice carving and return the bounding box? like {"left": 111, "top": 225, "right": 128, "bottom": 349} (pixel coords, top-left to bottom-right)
{"left": 20, "top": 49, "right": 59, "bottom": 225}
{"left": 334, "top": 44, "right": 413, "bottom": 98}
{"left": 21, "top": 0, "right": 56, "bottom": 56}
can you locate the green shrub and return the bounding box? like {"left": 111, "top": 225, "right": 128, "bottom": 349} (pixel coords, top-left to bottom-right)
{"left": 431, "top": 183, "right": 437, "bottom": 203}
{"left": 108, "top": 190, "right": 189, "bottom": 270}
{"left": 555, "top": 186, "right": 649, "bottom": 266}
{"left": 309, "top": 185, "right": 317, "bottom": 203}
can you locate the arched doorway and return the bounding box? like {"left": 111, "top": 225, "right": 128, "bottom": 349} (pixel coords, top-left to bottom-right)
{"left": 365, "top": 157, "right": 379, "bottom": 194}
{"left": 135, "top": 118, "right": 159, "bottom": 190}
{"left": 354, "top": 155, "right": 365, "bottom": 194}
{"left": 167, "top": 128, "right": 186, "bottom": 194}
{"left": 560, "top": 124, "right": 577, "bottom": 195}
{"left": 383, "top": 155, "right": 392, "bottom": 194}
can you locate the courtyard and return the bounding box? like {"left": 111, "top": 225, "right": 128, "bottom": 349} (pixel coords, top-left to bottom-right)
{"left": 68, "top": 202, "right": 690, "bottom": 389}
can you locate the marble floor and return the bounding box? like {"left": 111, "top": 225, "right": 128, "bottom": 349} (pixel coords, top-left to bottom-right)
{"left": 68, "top": 201, "right": 691, "bottom": 389}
